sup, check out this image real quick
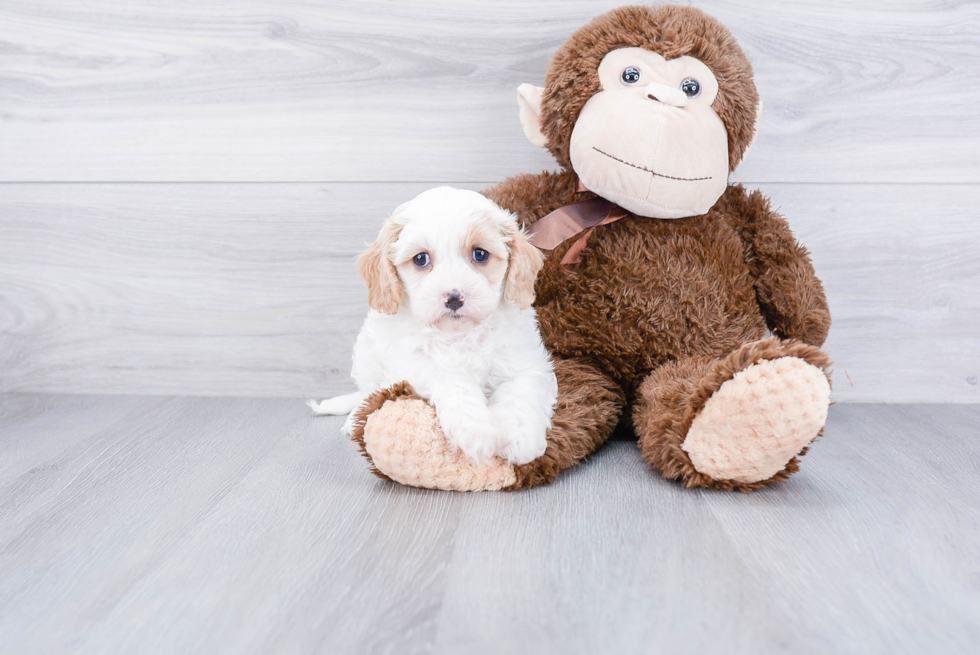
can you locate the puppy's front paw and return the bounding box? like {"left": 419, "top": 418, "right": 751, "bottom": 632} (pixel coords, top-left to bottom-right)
{"left": 494, "top": 413, "right": 547, "bottom": 465}
{"left": 439, "top": 411, "right": 501, "bottom": 465}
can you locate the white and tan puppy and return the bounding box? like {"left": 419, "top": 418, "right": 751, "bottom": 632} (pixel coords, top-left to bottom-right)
{"left": 309, "top": 187, "right": 558, "bottom": 465}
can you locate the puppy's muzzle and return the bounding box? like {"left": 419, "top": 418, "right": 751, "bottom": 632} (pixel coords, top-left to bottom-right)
{"left": 444, "top": 290, "right": 464, "bottom": 312}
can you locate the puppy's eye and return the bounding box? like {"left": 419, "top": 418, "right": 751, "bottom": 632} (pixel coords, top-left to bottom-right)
{"left": 621, "top": 67, "right": 641, "bottom": 86}
{"left": 472, "top": 248, "right": 490, "bottom": 264}
{"left": 412, "top": 252, "right": 430, "bottom": 268}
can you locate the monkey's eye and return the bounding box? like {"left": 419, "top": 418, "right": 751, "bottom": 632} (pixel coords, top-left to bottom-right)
{"left": 680, "top": 78, "right": 701, "bottom": 98}
{"left": 472, "top": 248, "right": 490, "bottom": 264}
{"left": 413, "top": 252, "right": 430, "bottom": 268}
{"left": 620, "top": 67, "right": 641, "bottom": 86}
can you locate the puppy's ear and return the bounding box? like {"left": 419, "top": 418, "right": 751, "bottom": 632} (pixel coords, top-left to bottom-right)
{"left": 502, "top": 222, "right": 544, "bottom": 310}
{"left": 357, "top": 219, "right": 403, "bottom": 314}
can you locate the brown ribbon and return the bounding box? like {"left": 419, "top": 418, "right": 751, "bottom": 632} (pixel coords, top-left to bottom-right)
{"left": 526, "top": 181, "right": 629, "bottom": 264}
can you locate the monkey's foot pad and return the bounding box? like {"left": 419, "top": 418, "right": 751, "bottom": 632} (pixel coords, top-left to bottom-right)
{"left": 351, "top": 383, "right": 516, "bottom": 492}
{"left": 683, "top": 357, "right": 831, "bottom": 484}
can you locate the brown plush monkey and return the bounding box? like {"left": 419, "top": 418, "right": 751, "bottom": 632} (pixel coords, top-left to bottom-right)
{"left": 350, "top": 4, "right": 833, "bottom": 493}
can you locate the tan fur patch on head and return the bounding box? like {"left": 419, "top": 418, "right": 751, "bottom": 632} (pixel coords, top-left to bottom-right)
{"left": 541, "top": 5, "right": 759, "bottom": 173}
{"left": 356, "top": 219, "right": 404, "bottom": 314}
{"left": 502, "top": 223, "right": 545, "bottom": 310}
{"left": 459, "top": 217, "right": 509, "bottom": 287}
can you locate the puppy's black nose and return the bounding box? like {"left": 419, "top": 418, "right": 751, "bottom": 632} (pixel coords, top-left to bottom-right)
{"left": 445, "top": 290, "right": 464, "bottom": 312}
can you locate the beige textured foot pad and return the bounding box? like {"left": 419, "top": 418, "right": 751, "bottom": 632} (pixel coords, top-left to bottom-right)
{"left": 683, "top": 357, "right": 831, "bottom": 484}
{"left": 362, "top": 398, "right": 517, "bottom": 492}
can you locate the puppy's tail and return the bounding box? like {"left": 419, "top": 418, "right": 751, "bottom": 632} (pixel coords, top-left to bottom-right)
{"left": 307, "top": 392, "right": 362, "bottom": 416}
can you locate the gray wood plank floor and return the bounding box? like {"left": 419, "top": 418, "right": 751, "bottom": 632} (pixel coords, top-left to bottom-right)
{"left": 1, "top": 395, "right": 977, "bottom": 654}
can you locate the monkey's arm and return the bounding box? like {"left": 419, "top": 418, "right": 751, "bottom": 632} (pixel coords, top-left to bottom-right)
{"left": 725, "top": 185, "right": 831, "bottom": 347}
{"left": 481, "top": 169, "right": 583, "bottom": 228}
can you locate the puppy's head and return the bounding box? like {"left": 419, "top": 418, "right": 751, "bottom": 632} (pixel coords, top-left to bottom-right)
{"left": 357, "top": 187, "right": 543, "bottom": 332}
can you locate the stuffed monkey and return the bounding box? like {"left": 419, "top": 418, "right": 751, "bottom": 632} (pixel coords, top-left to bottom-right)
{"left": 349, "top": 4, "right": 832, "bottom": 493}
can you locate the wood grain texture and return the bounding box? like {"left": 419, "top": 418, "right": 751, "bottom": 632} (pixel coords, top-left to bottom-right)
{"left": 1, "top": 182, "right": 977, "bottom": 402}
{"left": 1, "top": 396, "right": 978, "bottom": 653}
{"left": 0, "top": 0, "right": 978, "bottom": 183}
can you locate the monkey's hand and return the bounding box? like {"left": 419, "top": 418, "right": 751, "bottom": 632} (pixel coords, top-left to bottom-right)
{"left": 725, "top": 185, "right": 831, "bottom": 346}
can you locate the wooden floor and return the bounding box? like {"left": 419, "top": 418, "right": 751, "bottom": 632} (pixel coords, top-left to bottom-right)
{"left": 0, "top": 395, "right": 977, "bottom": 653}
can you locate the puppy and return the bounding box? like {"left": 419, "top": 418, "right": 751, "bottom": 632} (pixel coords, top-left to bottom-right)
{"left": 309, "top": 187, "right": 558, "bottom": 465}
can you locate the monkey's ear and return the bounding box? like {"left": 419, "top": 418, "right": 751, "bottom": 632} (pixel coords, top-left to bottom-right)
{"left": 356, "top": 220, "right": 403, "bottom": 315}
{"left": 517, "top": 83, "right": 547, "bottom": 148}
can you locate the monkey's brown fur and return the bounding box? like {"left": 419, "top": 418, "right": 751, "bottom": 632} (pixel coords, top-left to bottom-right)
{"left": 493, "top": 5, "right": 830, "bottom": 491}
{"left": 358, "top": 5, "right": 832, "bottom": 492}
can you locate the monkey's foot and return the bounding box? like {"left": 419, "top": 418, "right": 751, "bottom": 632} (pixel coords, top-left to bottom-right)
{"left": 682, "top": 357, "right": 831, "bottom": 484}
{"left": 349, "top": 382, "right": 516, "bottom": 492}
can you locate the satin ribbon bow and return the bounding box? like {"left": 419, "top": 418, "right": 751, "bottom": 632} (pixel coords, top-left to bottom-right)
{"left": 526, "top": 180, "right": 628, "bottom": 265}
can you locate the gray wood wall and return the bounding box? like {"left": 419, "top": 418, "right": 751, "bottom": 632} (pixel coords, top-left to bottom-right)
{"left": 1, "top": 0, "right": 978, "bottom": 402}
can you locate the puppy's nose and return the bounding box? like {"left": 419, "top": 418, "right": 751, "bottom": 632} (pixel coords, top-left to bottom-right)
{"left": 444, "top": 290, "right": 464, "bottom": 312}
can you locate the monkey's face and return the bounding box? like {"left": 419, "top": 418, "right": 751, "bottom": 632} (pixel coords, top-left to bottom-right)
{"left": 517, "top": 6, "right": 760, "bottom": 219}
{"left": 568, "top": 48, "right": 729, "bottom": 219}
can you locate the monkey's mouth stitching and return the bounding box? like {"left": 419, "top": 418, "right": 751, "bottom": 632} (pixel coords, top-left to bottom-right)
{"left": 592, "top": 147, "right": 712, "bottom": 182}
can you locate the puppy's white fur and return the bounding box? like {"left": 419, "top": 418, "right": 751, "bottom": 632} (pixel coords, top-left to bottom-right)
{"left": 309, "top": 187, "right": 557, "bottom": 465}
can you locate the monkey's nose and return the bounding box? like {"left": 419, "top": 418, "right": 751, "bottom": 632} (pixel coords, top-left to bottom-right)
{"left": 445, "top": 290, "right": 464, "bottom": 312}
{"left": 645, "top": 82, "right": 688, "bottom": 108}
